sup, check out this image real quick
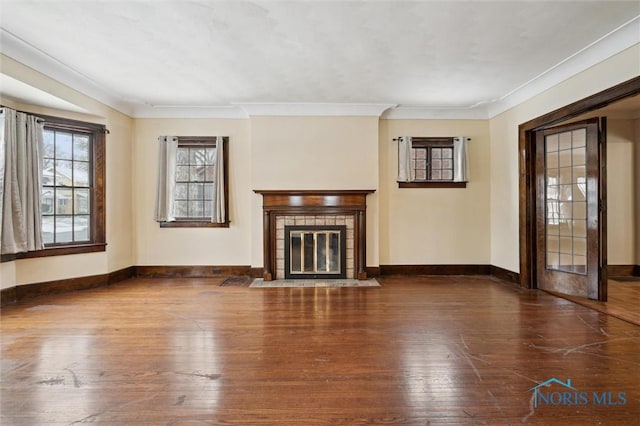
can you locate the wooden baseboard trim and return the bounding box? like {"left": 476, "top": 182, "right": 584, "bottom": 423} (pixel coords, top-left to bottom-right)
{"left": 135, "top": 265, "right": 252, "bottom": 278}
{"left": 366, "top": 267, "right": 381, "bottom": 277}
{"left": 1, "top": 266, "right": 135, "bottom": 306}
{"left": 490, "top": 265, "right": 521, "bottom": 285}
{"left": 379, "top": 264, "right": 492, "bottom": 276}
{"left": 250, "top": 267, "right": 264, "bottom": 278}
{"left": 608, "top": 265, "right": 640, "bottom": 277}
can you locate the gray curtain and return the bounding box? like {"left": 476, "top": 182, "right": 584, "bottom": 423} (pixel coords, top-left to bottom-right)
{"left": 397, "top": 136, "right": 414, "bottom": 182}
{"left": 1, "top": 107, "right": 45, "bottom": 254}
{"left": 211, "top": 136, "right": 226, "bottom": 223}
{"left": 154, "top": 136, "right": 178, "bottom": 222}
{"left": 453, "top": 136, "right": 470, "bottom": 182}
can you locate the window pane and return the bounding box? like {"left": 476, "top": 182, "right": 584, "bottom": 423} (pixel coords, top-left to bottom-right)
{"left": 205, "top": 165, "right": 216, "bottom": 181}
{"left": 189, "top": 201, "right": 204, "bottom": 217}
{"left": 442, "top": 148, "right": 453, "bottom": 159}
{"left": 204, "top": 200, "right": 212, "bottom": 217}
{"left": 55, "top": 216, "right": 73, "bottom": 243}
{"left": 43, "top": 130, "right": 55, "bottom": 157}
{"left": 177, "top": 148, "right": 189, "bottom": 165}
{"left": 189, "top": 183, "right": 204, "bottom": 199}
{"left": 56, "top": 189, "right": 73, "bottom": 214}
{"left": 204, "top": 183, "right": 213, "bottom": 200}
{"left": 74, "top": 189, "right": 90, "bottom": 214}
{"left": 42, "top": 188, "right": 54, "bottom": 215}
{"left": 73, "top": 135, "right": 90, "bottom": 161}
{"left": 190, "top": 148, "right": 206, "bottom": 165}
{"left": 190, "top": 165, "right": 205, "bottom": 181}
{"left": 42, "top": 216, "right": 54, "bottom": 244}
{"left": 73, "top": 161, "right": 90, "bottom": 187}
{"left": 55, "top": 132, "right": 73, "bottom": 160}
{"left": 176, "top": 166, "right": 189, "bottom": 181}
{"left": 55, "top": 160, "right": 73, "bottom": 186}
{"left": 175, "top": 183, "right": 188, "bottom": 200}
{"left": 74, "top": 215, "right": 90, "bottom": 241}
{"left": 175, "top": 201, "right": 188, "bottom": 217}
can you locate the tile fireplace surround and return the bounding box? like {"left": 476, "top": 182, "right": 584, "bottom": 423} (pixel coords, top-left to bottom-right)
{"left": 254, "top": 190, "right": 375, "bottom": 281}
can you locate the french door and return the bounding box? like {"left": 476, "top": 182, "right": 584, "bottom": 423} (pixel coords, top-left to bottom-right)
{"left": 535, "top": 118, "right": 606, "bottom": 300}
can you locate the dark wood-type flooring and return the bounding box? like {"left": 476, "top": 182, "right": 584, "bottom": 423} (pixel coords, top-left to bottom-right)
{"left": 1, "top": 275, "right": 639, "bottom": 425}
{"left": 550, "top": 279, "right": 640, "bottom": 327}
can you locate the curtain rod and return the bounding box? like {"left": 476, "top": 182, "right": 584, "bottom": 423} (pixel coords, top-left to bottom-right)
{"left": 1, "top": 105, "right": 110, "bottom": 133}
{"left": 392, "top": 136, "right": 471, "bottom": 142}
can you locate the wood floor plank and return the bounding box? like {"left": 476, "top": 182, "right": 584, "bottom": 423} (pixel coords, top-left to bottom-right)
{"left": 1, "top": 275, "right": 639, "bottom": 425}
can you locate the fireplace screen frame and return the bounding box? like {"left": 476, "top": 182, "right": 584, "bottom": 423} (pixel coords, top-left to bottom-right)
{"left": 284, "top": 225, "right": 347, "bottom": 279}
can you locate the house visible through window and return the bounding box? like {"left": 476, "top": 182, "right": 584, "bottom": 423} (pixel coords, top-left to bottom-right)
{"left": 42, "top": 127, "right": 92, "bottom": 244}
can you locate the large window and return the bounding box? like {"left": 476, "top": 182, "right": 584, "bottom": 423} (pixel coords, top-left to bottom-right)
{"left": 1, "top": 115, "right": 106, "bottom": 261}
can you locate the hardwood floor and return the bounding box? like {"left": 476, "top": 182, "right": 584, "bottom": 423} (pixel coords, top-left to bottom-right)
{"left": 548, "top": 279, "right": 640, "bottom": 327}
{"left": 1, "top": 275, "right": 639, "bottom": 425}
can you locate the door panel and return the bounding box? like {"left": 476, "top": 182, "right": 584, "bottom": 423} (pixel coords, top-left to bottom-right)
{"left": 535, "top": 118, "right": 605, "bottom": 300}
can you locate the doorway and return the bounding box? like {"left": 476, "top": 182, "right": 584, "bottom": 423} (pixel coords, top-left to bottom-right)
{"left": 519, "top": 76, "right": 640, "bottom": 302}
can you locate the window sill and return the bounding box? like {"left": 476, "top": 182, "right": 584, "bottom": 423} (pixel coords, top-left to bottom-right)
{"left": 1, "top": 243, "right": 107, "bottom": 263}
{"left": 160, "top": 220, "right": 230, "bottom": 228}
{"left": 398, "top": 181, "right": 467, "bottom": 188}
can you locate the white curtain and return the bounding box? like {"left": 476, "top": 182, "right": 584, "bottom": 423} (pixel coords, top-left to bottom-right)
{"left": 211, "top": 136, "right": 226, "bottom": 223}
{"left": 1, "top": 108, "right": 45, "bottom": 255}
{"left": 453, "top": 136, "right": 470, "bottom": 182}
{"left": 154, "top": 136, "right": 178, "bottom": 222}
{"left": 397, "top": 136, "right": 415, "bottom": 182}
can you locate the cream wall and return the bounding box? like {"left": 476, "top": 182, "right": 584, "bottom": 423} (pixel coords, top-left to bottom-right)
{"left": 378, "top": 120, "right": 491, "bottom": 264}
{"left": 133, "top": 119, "right": 252, "bottom": 266}
{"left": 250, "top": 116, "right": 380, "bottom": 267}
{"left": 0, "top": 55, "right": 134, "bottom": 288}
{"left": 489, "top": 45, "right": 640, "bottom": 273}
{"left": 607, "top": 119, "right": 637, "bottom": 265}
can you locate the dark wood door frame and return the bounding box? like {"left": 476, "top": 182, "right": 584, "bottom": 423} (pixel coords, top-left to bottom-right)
{"left": 519, "top": 76, "right": 640, "bottom": 291}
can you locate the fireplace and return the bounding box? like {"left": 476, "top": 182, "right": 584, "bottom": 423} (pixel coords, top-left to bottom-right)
{"left": 285, "top": 225, "right": 346, "bottom": 279}
{"left": 254, "top": 190, "right": 374, "bottom": 281}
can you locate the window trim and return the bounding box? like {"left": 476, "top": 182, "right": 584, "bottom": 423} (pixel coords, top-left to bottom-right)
{"left": 0, "top": 114, "right": 106, "bottom": 263}
{"left": 398, "top": 136, "right": 467, "bottom": 188}
{"left": 159, "top": 137, "right": 230, "bottom": 228}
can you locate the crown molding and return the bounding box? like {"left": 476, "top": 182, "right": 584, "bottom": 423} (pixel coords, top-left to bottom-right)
{"left": 131, "top": 105, "right": 248, "bottom": 119}
{"left": 487, "top": 15, "right": 640, "bottom": 118}
{"left": 233, "top": 102, "right": 397, "bottom": 117}
{"left": 382, "top": 105, "right": 489, "bottom": 120}
{"left": 0, "top": 28, "right": 135, "bottom": 116}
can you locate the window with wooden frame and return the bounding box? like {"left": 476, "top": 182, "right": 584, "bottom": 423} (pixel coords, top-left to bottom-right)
{"left": 159, "top": 137, "right": 229, "bottom": 228}
{"left": 398, "top": 136, "right": 468, "bottom": 188}
{"left": 2, "top": 115, "right": 106, "bottom": 262}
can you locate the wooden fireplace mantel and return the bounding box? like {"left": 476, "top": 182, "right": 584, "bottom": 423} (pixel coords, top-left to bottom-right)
{"left": 254, "top": 190, "right": 375, "bottom": 281}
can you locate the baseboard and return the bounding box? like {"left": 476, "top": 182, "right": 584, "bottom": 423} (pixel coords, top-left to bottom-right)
{"left": 490, "top": 265, "right": 521, "bottom": 284}
{"left": 0, "top": 266, "right": 135, "bottom": 306}
{"left": 1, "top": 263, "right": 524, "bottom": 306}
{"left": 608, "top": 264, "right": 640, "bottom": 277}
{"left": 135, "top": 265, "right": 252, "bottom": 278}
{"left": 379, "top": 264, "right": 492, "bottom": 276}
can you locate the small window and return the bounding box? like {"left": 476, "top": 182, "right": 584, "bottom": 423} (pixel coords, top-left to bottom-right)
{"left": 398, "top": 136, "right": 468, "bottom": 188}
{"left": 159, "top": 137, "right": 229, "bottom": 228}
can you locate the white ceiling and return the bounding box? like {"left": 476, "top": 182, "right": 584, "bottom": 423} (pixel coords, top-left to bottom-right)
{"left": 1, "top": 1, "right": 639, "bottom": 118}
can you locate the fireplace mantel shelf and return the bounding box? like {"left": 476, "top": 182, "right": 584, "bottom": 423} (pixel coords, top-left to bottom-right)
{"left": 255, "top": 189, "right": 375, "bottom": 281}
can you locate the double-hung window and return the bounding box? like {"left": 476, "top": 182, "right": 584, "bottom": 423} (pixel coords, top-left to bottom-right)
{"left": 156, "top": 136, "right": 229, "bottom": 228}
{"left": 41, "top": 117, "right": 106, "bottom": 254}
{"left": 397, "top": 136, "right": 469, "bottom": 188}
